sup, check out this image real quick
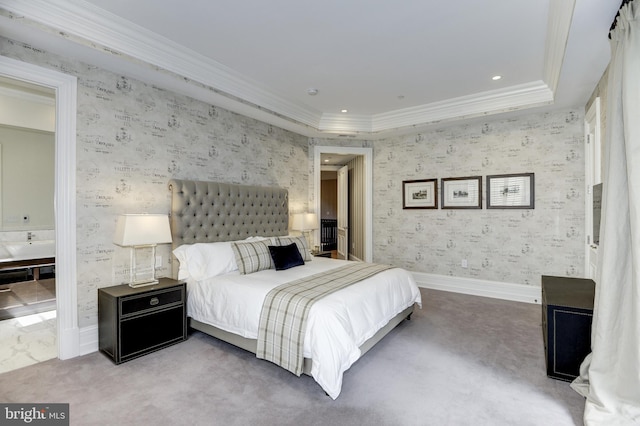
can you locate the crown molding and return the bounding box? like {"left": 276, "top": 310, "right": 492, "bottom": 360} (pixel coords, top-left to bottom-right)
{"left": 319, "top": 114, "right": 373, "bottom": 134}
{"left": 0, "top": 0, "right": 568, "bottom": 136}
{"left": 543, "top": 0, "right": 576, "bottom": 95}
{"left": 372, "top": 81, "right": 554, "bottom": 132}
{"left": 0, "top": 0, "right": 323, "bottom": 129}
{"left": 318, "top": 81, "right": 554, "bottom": 133}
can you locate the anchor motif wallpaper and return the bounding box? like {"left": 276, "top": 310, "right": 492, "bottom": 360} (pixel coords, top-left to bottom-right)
{"left": 4, "top": 34, "right": 584, "bottom": 329}
{"left": 312, "top": 108, "right": 585, "bottom": 286}
{"left": 1, "top": 37, "right": 310, "bottom": 327}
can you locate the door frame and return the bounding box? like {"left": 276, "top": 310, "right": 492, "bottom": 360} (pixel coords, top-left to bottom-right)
{"left": 0, "top": 55, "right": 79, "bottom": 359}
{"left": 313, "top": 145, "right": 372, "bottom": 262}
{"left": 584, "top": 97, "right": 601, "bottom": 279}
{"left": 336, "top": 165, "right": 348, "bottom": 260}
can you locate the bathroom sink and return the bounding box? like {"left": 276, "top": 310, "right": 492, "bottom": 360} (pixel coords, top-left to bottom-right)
{"left": 0, "top": 241, "right": 55, "bottom": 262}
{"left": 0, "top": 245, "right": 11, "bottom": 261}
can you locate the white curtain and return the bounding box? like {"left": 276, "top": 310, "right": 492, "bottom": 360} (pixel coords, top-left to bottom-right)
{"left": 570, "top": 2, "right": 640, "bottom": 424}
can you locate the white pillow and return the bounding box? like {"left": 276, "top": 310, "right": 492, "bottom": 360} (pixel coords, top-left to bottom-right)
{"left": 245, "top": 236, "right": 269, "bottom": 241}
{"left": 172, "top": 236, "right": 273, "bottom": 280}
{"left": 173, "top": 241, "right": 238, "bottom": 281}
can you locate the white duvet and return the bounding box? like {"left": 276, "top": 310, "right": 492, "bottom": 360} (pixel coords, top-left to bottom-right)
{"left": 186, "top": 257, "right": 422, "bottom": 399}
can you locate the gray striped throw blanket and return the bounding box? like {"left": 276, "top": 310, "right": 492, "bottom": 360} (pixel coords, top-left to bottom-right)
{"left": 256, "top": 262, "right": 393, "bottom": 375}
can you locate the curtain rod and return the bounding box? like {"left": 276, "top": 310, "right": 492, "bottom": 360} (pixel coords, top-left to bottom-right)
{"left": 610, "top": 0, "right": 633, "bottom": 38}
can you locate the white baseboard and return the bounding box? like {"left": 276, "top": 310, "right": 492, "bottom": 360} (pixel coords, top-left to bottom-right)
{"left": 79, "top": 324, "right": 99, "bottom": 355}
{"left": 412, "top": 271, "right": 541, "bottom": 304}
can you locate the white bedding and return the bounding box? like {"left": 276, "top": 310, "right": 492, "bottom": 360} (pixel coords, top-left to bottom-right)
{"left": 186, "top": 257, "right": 422, "bottom": 399}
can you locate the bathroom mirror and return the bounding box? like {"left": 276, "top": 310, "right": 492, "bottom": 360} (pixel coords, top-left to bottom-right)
{"left": 0, "top": 77, "right": 55, "bottom": 232}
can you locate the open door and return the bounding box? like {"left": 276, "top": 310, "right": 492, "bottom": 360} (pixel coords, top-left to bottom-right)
{"left": 337, "top": 165, "right": 348, "bottom": 260}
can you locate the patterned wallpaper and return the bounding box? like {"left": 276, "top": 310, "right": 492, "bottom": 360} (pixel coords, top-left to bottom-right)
{"left": 1, "top": 38, "right": 309, "bottom": 327}
{"left": 314, "top": 109, "right": 586, "bottom": 286}
{"left": 3, "top": 36, "right": 586, "bottom": 329}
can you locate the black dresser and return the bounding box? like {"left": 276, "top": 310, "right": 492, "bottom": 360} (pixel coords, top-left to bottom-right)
{"left": 541, "top": 275, "right": 595, "bottom": 381}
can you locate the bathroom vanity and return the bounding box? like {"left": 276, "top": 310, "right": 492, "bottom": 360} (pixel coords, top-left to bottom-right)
{"left": 0, "top": 240, "right": 56, "bottom": 320}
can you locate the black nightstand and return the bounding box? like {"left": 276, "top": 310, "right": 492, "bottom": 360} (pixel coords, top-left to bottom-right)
{"left": 98, "top": 278, "right": 187, "bottom": 364}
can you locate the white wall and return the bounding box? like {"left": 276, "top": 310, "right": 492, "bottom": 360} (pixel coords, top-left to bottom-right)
{"left": 0, "top": 125, "right": 55, "bottom": 231}
{"left": 0, "top": 85, "right": 55, "bottom": 233}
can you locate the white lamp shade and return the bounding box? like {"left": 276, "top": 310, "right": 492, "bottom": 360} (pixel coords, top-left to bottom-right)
{"left": 291, "top": 213, "right": 318, "bottom": 232}
{"left": 113, "top": 214, "right": 172, "bottom": 246}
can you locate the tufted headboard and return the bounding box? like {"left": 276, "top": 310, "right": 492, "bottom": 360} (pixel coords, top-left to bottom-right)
{"left": 168, "top": 179, "right": 289, "bottom": 278}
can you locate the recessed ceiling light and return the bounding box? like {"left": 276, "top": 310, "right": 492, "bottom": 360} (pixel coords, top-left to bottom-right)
{"left": 307, "top": 88, "right": 319, "bottom": 96}
{"left": 492, "top": 75, "right": 502, "bottom": 81}
{"left": 324, "top": 158, "right": 330, "bottom": 163}
{"left": 341, "top": 109, "right": 348, "bottom": 113}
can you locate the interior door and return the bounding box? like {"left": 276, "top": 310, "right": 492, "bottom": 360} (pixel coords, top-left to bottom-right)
{"left": 337, "top": 165, "right": 348, "bottom": 260}
{"left": 585, "top": 98, "right": 601, "bottom": 279}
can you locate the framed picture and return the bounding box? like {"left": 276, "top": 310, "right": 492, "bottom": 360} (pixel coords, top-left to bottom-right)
{"left": 441, "top": 176, "right": 482, "bottom": 209}
{"left": 486, "top": 173, "right": 535, "bottom": 209}
{"left": 402, "top": 179, "right": 438, "bottom": 209}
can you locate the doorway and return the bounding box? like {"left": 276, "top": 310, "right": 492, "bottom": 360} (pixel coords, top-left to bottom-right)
{"left": 318, "top": 167, "right": 339, "bottom": 258}
{"left": 0, "top": 79, "right": 57, "bottom": 372}
{"left": 0, "top": 55, "right": 79, "bottom": 360}
{"left": 314, "top": 146, "right": 373, "bottom": 262}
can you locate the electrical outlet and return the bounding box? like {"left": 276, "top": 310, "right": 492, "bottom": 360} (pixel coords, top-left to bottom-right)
{"left": 155, "top": 255, "right": 163, "bottom": 267}
{"left": 461, "top": 259, "right": 468, "bottom": 268}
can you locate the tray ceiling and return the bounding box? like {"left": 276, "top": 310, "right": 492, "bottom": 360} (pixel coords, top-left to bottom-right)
{"left": 0, "top": 0, "right": 620, "bottom": 138}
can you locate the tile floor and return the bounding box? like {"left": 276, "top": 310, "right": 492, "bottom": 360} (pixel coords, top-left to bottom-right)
{"left": 0, "top": 310, "right": 57, "bottom": 374}
{"left": 0, "top": 278, "right": 56, "bottom": 320}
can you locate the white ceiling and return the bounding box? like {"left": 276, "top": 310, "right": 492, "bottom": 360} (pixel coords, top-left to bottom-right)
{"left": 0, "top": 0, "right": 620, "bottom": 138}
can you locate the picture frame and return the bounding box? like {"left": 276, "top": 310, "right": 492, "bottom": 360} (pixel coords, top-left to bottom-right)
{"left": 441, "top": 176, "right": 482, "bottom": 209}
{"left": 486, "top": 173, "right": 535, "bottom": 209}
{"left": 402, "top": 179, "right": 438, "bottom": 209}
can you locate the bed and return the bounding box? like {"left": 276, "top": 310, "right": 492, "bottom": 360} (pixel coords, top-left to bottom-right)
{"left": 168, "top": 179, "right": 421, "bottom": 399}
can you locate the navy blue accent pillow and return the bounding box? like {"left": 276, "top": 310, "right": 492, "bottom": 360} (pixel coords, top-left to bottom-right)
{"left": 268, "top": 243, "right": 305, "bottom": 271}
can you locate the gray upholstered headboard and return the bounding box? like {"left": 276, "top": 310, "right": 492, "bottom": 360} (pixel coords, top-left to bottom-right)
{"left": 168, "top": 179, "right": 289, "bottom": 277}
{"left": 168, "top": 179, "right": 289, "bottom": 246}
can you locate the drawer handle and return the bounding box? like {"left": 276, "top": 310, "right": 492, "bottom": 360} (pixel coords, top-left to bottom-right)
{"left": 149, "top": 297, "right": 160, "bottom": 306}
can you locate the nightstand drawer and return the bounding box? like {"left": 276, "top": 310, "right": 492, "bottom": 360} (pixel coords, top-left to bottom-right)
{"left": 121, "top": 287, "right": 183, "bottom": 316}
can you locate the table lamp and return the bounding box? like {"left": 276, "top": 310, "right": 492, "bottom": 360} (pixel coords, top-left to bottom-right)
{"left": 113, "top": 214, "right": 172, "bottom": 287}
{"left": 291, "top": 212, "right": 318, "bottom": 251}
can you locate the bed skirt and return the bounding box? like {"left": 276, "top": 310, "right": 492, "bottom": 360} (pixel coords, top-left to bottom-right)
{"left": 188, "top": 304, "right": 415, "bottom": 376}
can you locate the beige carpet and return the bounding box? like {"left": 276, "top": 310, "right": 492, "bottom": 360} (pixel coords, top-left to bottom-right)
{"left": 0, "top": 289, "right": 585, "bottom": 425}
